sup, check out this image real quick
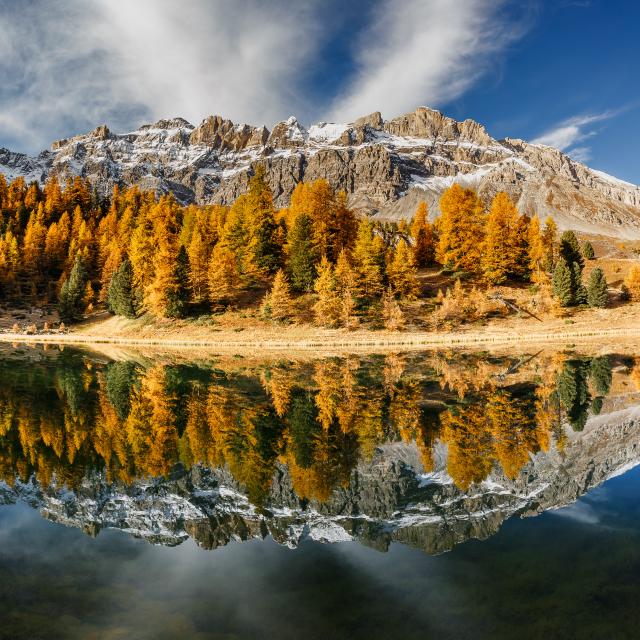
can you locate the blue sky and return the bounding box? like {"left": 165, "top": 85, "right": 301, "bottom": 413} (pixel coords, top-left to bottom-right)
{"left": 0, "top": 0, "right": 638, "bottom": 182}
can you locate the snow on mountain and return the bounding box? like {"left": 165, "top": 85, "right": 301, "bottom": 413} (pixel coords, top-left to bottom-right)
{"left": 2, "top": 106, "right": 640, "bottom": 237}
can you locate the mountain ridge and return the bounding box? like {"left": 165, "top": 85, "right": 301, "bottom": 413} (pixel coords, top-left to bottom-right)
{"left": 2, "top": 106, "right": 640, "bottom": 237}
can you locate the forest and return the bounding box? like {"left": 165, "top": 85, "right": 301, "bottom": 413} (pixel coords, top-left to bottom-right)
{"left": 0, "top": 167, "right": 635, "bottom": 331}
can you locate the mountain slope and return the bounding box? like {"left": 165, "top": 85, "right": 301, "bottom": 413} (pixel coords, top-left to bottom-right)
{"left": 2, "top": 106, "right": 640, "bottom": 237}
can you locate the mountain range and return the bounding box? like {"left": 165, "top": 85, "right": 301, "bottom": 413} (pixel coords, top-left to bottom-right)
{"left": 2, "top": 106, "right": 640, "bottom": 237}
{"left": 3, "top": 404, "right": 639, "bottom": 555}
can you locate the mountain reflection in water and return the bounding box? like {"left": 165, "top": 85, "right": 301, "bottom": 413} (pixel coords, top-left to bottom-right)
{"left": 0, "top": 345, "right": 638, "bottom": 554}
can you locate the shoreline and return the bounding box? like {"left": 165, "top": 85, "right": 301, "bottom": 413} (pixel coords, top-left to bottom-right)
{"left": 1, "top": 325, "right": 640, "bottom": 352}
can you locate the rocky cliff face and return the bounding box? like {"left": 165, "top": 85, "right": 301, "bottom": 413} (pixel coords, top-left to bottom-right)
{"left": 1, "top": 106, "right": 640, "bottom": 237}
{"left": 2, "top": 405, "right": 640, "bottom": 555}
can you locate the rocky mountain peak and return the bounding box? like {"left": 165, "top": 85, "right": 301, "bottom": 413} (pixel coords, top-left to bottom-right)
{"left": 2, "top": 106, "right": 640, "bottom": 238}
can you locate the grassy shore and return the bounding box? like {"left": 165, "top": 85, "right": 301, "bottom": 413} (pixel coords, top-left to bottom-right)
{"left": 1, "top": 303, "right": 640, "bottom": 353}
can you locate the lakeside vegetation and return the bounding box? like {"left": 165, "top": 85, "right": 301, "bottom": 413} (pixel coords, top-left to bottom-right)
{"left": 1, "top": 169, "right": 639, "bottom": 335}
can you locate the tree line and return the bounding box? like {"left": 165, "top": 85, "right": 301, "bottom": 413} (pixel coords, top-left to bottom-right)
{"left": 0, "top": 169, "right": 616, "bottom": 326}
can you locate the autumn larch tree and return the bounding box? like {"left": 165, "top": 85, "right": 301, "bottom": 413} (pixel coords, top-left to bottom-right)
{"left": 388, "top": 239, "right": 420, "bottom": 299}
{"left": 312, "top": 256, "right": 340, "bottom": 327}
{"left": 353, "top": 219, "right": 385, "bottom": 301}
{"left": 208, "top": 244, "right": 241, "bottom": 308}
{"left": 436, "top": 184, "right": 485, "bottom": 273}
{"left": 410, "top": 202, "right": 435, "bottom": 267}
{"left": 334, "top": 249, "right": 359, "bottom": 329}
{"left": 244, "top": 166, "right": 282, "bottom": 276}
{"left": 481, "top": 192, "right": 524, "bottom": 284}
{"left": 261, "top": 269, "right": 294, "bottom": 322}
{"left": 624, "top": 265, "right": 640, "bottom": 301}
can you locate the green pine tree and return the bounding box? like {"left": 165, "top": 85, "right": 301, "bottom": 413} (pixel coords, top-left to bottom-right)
{"left": 586, "top": 267, "right": 608, "bottom": 308}
{"left": 107, "top": 258, "right": 136, "bottom": 318}
{"left": 287, "top": 213, "right": 318, "bottom": 292}
{"left": 559, "top": 231, "right": 584, "bottom": 273}
{"left": 165, "top": 245, "right": 190, "bottom": 318}
{"left": 582, "top": 241, "right": 595, "bottom": 260}
{"left": 58, "top": 254, "right": 88, "bottom": 321}
{"left": 552, "top": 257, "right": 574, "bottom": 307}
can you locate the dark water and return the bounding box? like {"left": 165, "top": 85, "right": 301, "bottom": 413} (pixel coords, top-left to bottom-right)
{"left": 0, "top": 345, "right": 639, "bottom": 638}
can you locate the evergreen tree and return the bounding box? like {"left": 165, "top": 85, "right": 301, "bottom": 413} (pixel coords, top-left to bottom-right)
{"left": 436, "top": 184, "right": 485, "bottom": 272}
{"left": 573, "top": 262, "right": 587, "bottom": 305}
{"left": 557, "top": 359, "right": 591, "bottom": 431}
{"left": 559, "top": 230, "right": 584, "bottom": 273}
{"left": 582, "top": 241, "right": 595, "bottom": 260}
{"left": 552, "top": 257, "right": 574, "bottom": 306}
{"left": 107, "top": 258, "right": 136, "bottom": 318}
{"left": 58, "top": 254, "right": 88, "bottom": 321}
{"left": 261, "top": 269, "right": 293, "bottom": 322}
{"left": 245, "top": 166, "right": 282, "bottom": 275}
{"left": 589, "top": 356, "right": 612, "bottom": 396}
{"left": 586, "top": 267, "right": 608, "bottom": 308}
{"left": 165, "top": 245, "right": 190, "bottom": 318}
{"left": 287, "top": 213, "right": 318, "bottom": 292}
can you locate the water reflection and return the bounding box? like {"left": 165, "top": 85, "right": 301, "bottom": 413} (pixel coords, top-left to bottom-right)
{"left": 0, "top": 346, "right": 638, "bottom": 554}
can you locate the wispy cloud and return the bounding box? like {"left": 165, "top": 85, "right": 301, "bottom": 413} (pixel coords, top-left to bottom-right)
{"left": 328, "top": 0, "right": 529, "bottom": 123}
{"left": 0, "top": 0, "right": 327, "bottom": 152}
{"left": 0, "top": 0, "right": 529, "bottom": 153}
{"left": 531, "top": 112, "right": 617, "bottom": 161}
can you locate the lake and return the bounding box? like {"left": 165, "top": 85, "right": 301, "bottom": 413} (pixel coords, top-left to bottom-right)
{"left": 1, "top": 344, "right": 639, "bottom": 639}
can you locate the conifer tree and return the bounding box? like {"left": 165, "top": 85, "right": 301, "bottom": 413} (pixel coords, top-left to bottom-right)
{"left": 187, "top": 225, "right": 212, "bottom": 303}
{"left": 552, "top": 257, "right": 574, "bottom": 307}
{"left": 353, "top": 220, "right": 385, "bottom": 300}
{"left": 287, "top": 213, "right": 318, "bottom": 292}
{"left": 312, "top": 256, "right": 340, "bottom": 327}
{"left": 586, "top": 267, "right": 608, "bottom": 308}
{"left": 542, "top": 217, "right": 558, "bottom": 271}
{"left": 58, "top": 255, "right": 88, "bottom": 321}
{"left": 381, "top": 287, "right": 405, "bottom": 331}
{"left": 165, "top": 245, "right": 190, "bottom": 318}
{"left": 527, "top": 215, "right": 546, "bottom": 282}
{"left": 582, "top": 241, "right": 595, "bottom": 260}
{"left": 410, "top": 202, "right": 435, "bottom": 267}
{"left": 388, "top": 239, "right": 420, "bottom": 298}
{"left": 261, "top": 269, "right": 293, "bottom": 322}
{"left": 334, "top": 249, "right": 359, "bottom": 329}
{"left": 245, "top": 166, "right": 282, "bottom": 275}
{"left": 573, "top": 262, "right": 588, "bottom": 305}
{"left": 208, "top": 245, "right": 240, "bottom": 308}
{"left": 107, "top": 258, "right": 136, "bottom": 318}
{"left": 559, "top": 230, "right": 584, "bottom": 273}
{"left": 436, "top": 184, "right": 485, "bottom": 272}
{"left": 624, "top": 265, "right": 640, "bottom": 301}
{"left": 481, "top": 192, "right": 523, "bottom": 284}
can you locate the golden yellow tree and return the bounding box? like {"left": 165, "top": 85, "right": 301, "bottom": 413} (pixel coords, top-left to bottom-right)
{"left": 624, "top": 265, "right": 640, "bottom": 301}
{"left": 436, "top": 184, "right": 485, "bottom": 272}
{"left": 313, "top": 256, "right": 341, "bottom": 327}
{"left": 261, "top": 269, "right": 294, "bottom": 322}
{"left": 388, "top": 239, "right": 420, "bottom": 298}
{"left": 208, "top": 244, "right": 241, "bottom": 307}
{"left": 481, "top": 192, "right": 523, "bottom": 284}
{"left": 411, "top": 201, "right": 436, "bottom": 267}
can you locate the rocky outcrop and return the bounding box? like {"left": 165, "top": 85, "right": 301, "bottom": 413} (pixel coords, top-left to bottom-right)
{"left": 2, "top": 406, "right": 640, "bottom": 555}
{"left": 2, "top": 106, "right": 640, "bottom": 237}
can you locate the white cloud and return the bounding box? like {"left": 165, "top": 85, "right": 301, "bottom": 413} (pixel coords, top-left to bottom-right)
{"left": 0, "top": 0, "right": 326, "bottom": 152}
{"left": 531, "top": 112, "right": 616, "bottom": 160}
{"left": 0, "top": 0, "right": 527, "bottom": 153}
{"left": 328, "top": 0, "right": 525, "bottom": 123}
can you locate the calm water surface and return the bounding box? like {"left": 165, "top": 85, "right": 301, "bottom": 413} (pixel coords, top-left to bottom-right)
{"left": 0, "top": 345, "right": 639, "bottom": 639}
